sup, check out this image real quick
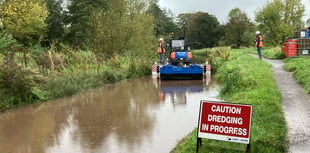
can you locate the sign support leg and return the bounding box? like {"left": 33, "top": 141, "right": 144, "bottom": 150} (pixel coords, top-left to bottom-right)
{"left": 196, "top": 138, "right": 202, "bottom": 153}
{"left": 246, "top": 144, "right": 250, "bottom": 153}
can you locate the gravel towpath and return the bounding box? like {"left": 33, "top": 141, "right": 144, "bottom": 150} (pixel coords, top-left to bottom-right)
{"left": 257, "top": 56, "right": 310, "bottom": 153}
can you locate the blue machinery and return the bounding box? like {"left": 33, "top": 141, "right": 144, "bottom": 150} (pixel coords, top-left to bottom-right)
{"left": 160, "top": 64, "right": 205, "bottom": 80}
{"left": 152, "top": 63, "right": 211, "bottom": 80}
{"left": 152, "top": 47, "right": 211, "bottom": 80}
{"left": 152, "top": 38, "right": 210, "bottom": 80}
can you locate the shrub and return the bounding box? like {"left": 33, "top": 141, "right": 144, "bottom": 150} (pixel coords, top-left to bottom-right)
{"left": 0, "top": 64, "right": 45, "bottom": 111}
{"left": 216, "top": 47, "right": 230, "bottom": 61}
{"left": 0, "top": 31, "right": 19, "bottom": 55}
{"left": 0, "top": 65, "right": 33, "bottom": 100}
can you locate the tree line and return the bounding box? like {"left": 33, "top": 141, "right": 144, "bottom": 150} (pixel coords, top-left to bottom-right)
{"left": 175, "top": 0, "right": 306, "bottom": 48}
{"left": 0, "top": 0, "right": 307, "bottom": 58}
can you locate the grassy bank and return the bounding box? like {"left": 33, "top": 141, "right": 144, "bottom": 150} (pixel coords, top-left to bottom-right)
{"left": 284, "top": 57, "right": 310, "bottom": 94}
{"left": 44, "top": 55, "right": 152, "bottom": 99}
{"left": 241, "top": 47, "right": 285, "bottom": 59}
{"left": 172, "top": 49, "right": 286, "bottom": 153}
{"left": 0, "top": 50, "right": 154, "bottom": 112}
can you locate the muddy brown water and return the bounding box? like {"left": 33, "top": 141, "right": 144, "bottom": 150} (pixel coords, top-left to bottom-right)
{"left": 0, "top": 75, "right": 219, "bottom": 153}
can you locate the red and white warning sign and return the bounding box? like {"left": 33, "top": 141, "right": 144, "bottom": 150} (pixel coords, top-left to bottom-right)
{"left": 197, "top": 101, "right": 252, "bottom": 144}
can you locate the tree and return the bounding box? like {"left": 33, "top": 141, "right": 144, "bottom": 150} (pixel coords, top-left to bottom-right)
{"left": 282, "top": 0, "right": 304, "bottom": 30}
{"left": 65, "top": 0, "right": 107, "bottom": 49}
{"left": 0, "top": 0, "right": 48, "bottom": 66}
{"left": 225, "top": 8, "right": 253, "bottom": 48}
{"left": 147, "top": 1, "right": 178, "bottom": 37}
{"left": 176, "top": 13, "right": 192, "bottom": 37}
{"left": 92, "top": 0, "right": 126, "bottom": 57}
{"left": 0, "top": 0, "right": 48, "bottom": 44}
{"left": 92, "top": 0, "right": 155, "bottom": 58}
{"left": 255, "top": 0, "right": 305, "bottom": 46}
{"left": 45, "top": 0, "right": 65, "bottom": 42}
{"left": 240, "top": 24, "right": 256, "bottom": 47}
{"left": 186, "top": 12, "right": 223, "bottom": 49}
{"left": 123, "top": 0, "right": 155, "bottom": 56}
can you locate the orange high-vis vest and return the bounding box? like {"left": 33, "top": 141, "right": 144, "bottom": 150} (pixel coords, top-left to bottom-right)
{"left": 158, "top": 42, "right": 165, "bottom": 53}
{"left": 170, "top": 52, "right": 175, "bottom": 59}
{"left": 256, "top": 35, "right": 263, "bottom": 47}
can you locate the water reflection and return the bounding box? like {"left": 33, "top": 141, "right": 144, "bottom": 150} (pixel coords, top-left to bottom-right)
{"left": 153, "top": 75, "right": 212, "bottom": 105}
{"left": 0, "top": 75, "right": 219, "bottom": 153}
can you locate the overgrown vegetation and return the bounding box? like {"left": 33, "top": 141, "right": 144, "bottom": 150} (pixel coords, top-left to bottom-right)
{"left": 192, "top": 47, "right": 230, "bottom": 72}
{"left": 284, "top": 57, "right": 310, "bottom": 93}
{"left": 0, "top": 44, "right": 155, "bottom": 112}
{"left": 0, "top": 30, "right": 155, "bottom": 111}
{"left": 172, "top": 49, "right": 286, "bottom": 153}
{"left": 0, "top": 0, "right": 158, "bottom": 112}
{"left": 0, "top": 64, "right": 44, "bottom": 111}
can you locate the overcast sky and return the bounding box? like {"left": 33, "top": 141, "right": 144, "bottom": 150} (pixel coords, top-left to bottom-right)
{"left": 158, "top": 0, "right": 310, "bottom": 23}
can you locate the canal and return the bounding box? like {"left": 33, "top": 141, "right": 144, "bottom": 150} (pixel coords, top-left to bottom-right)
{"left": 0, "top": 75, "right": 220, "bottom": 153}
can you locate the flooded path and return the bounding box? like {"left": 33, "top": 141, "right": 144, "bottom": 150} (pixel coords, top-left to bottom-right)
{"left": 0, "top": 75, "right": 219, "bottom": 153}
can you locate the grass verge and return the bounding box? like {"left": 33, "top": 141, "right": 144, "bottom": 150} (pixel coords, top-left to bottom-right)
{"left": 240, "top": 47, "right": 285, "bottom": 59}
{"left": 262, "top": 47, "right": 286, "bottom": 59}
{"left": 283, "top": 57, "right": 310, "bottom": 94}
{"left": 172, "top": 49, "right": 286, "bottom": 153}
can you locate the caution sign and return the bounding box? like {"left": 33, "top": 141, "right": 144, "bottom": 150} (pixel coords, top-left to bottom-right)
{"left": 197, "top": 101, "right": 252, "bottom": 144}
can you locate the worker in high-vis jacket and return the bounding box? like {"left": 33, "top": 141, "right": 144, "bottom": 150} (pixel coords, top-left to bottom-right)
{"left": 158, "top": 38, "right": 165, "bottom": 64}
{"left": 255, "top": 31, "right": 263, "bottom": 60}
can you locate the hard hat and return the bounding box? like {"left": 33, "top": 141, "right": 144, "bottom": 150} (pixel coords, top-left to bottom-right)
{"left": 255, "top": 31, "right": 260, "bottom": 35}
{"left": 159, "top": 38, "right": 163, "bottom": 41}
